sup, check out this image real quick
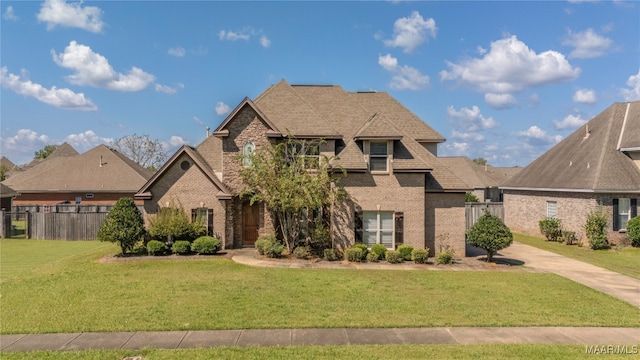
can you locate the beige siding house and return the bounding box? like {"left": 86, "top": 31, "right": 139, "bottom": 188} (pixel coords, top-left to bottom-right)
{"left": 136, "top": 80, "right": 470, "bottom": 254}
{"left": 501, "top": 101, "right": 640, "bottom": 243}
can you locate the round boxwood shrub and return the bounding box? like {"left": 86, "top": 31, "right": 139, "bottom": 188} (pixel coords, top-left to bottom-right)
{"left": 366, "top": 252, "right": 380, "bottom": 262}
{"left": 385, "top": 250, "right": 404, "bottom": 264}
{"left": 370, "top": 244, "right": 387, "bottom": 259}
{"left": 397, "top": 245, "right": 414, "bottom": 261}
{"left": 436, "top": 250, "right": 454, "bottom": 265}
{"left": 171, "top": 240, "right": 192, "bottom": 255}
{"left": 255, "top": 234, "right": 284, "bottom": 258}
{"left": 147, "top": 240, "right": 167, "bottom": 256}
{"left": 324, "top": 248, "right": 340, "bottom": 261}
{"left": 411, "top": 248, "right": 429, "bottom": 264}
{"left": 191, "top": 236, "right": 221, "bottom": 255}
{"left": 344, "top": 247, "right": 364, "bottom": 262}
{"left": 293, "top": 245, "right": 312, "bottom": 259}
{"left": 352, "top": 243, "right": 369, "bottom": 260}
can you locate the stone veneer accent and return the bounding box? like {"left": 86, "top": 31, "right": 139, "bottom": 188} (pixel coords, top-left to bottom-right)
{"left": 503, "top": 190, "right": 638, "bottom": 244}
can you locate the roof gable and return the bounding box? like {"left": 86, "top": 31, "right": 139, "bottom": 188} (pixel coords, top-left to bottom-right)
{"left": 136, "top": 146, "right": 231, "bottom": 200}
{"left": 213, "top": 97, "right": 281, "bottom": 137}
{"left": 502, "top": 101, "right": 640, "bottom": 192}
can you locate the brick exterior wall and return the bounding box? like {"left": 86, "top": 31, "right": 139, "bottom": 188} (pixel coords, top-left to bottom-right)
{"left": 142, "top": 152, "right": 228, "bottom": 247}
{"left": 425, "top": 192, "right": 466, "bottom": 256}
{"left": 503, "top": 190, "right": 638, "bottom": 244}
{"left": 333, "top": 172, "right": 427, "bottom": 251}
{"left": 12, "top": 192, "right": 142, "bottom": 206}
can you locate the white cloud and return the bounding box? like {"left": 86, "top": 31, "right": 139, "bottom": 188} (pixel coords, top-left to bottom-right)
{"left": 168, "top": 47, "right": 185, "bottom": 57}
{"left": 447, "top": 105, "right": 498, "bottom": 132}
{"left": 1, "top": 129, "right": 50, "bottom": 159}
{"left": 193, "top": 116, "right": 203, "bottom": 126}
{"left": 484, "top": 93, "right": 518, "bottom": 109}
{"left": 451, "top": 130, "right": 485, "bottom": 142}
{"left": 383, "top": 11, "right": 437, "bottom": 53}
{"left": 3, "top": 5, "right": 17, "bottom": 21}
{"left": 64, "top": 130, "right": 112, "bottom": 151}
{"left": 1, "top": 66, "right": 97, "bottom": 110}
{"left": 378, "top": 54, "right": 429, "bottom": 90}
{"left": 167, "top": 136, "right": 188, "bottom": 148}
{"left": 37, "top": 0, "right": 104, "bottom": 33}
{"left": 572, "top": 88, "right": 596, "bottom": 104}
{"left": 260, "top": 36, "right": 271, "bottom": 48}
{"left": 52, "top": 41, "right": 155, "bottom": 92}
{"left": 621, "top": 69, "right": 640, "bottom": 101}
{"left": 518, "top": 125, "right": 562, "bottom": 145}
{"left": 554, "top": 114, "right": 588, "bottom": 130}
{"left": 155, "top": 83, "right": 184, "bottom": 94}
{"left": 215, "top": 102, "right": 231, "bottom": 116}
{"left": 440, "top": 35, "right": 580, "bottom": 94}
{"left": 219, "top": 30, "right": 250, "bottom": 41}
{"left": 563, "top": 28, "right": 612, "bottom": 58}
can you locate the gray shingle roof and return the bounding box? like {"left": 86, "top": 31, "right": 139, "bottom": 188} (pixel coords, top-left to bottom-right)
{"left": 502, "top": 101, "right": 640, "bottom": 192}
{"left": 439, "top": 157, "right": 521, "bottom": 189}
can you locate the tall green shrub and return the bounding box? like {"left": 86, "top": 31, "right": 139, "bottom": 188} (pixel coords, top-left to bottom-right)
{"left": 627, "top": 216, "right": 640, "bottom": 247}
{"left": 539, "top": 217, "right": 562, "bottom": 242}
{"left": 466, "top": 212, "right": 513, "bottom": 262}
{"left": 147, "top": 203, "right": 205, "bottom": 242}
{"left": 585, "top": 209, "right": 608, "bottom": 250}
{"left": 97, "top": 197, "right": 145, "bottom": 254}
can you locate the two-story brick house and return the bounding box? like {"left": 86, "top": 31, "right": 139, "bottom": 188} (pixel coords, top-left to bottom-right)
{"left": 136, "top": 80, "right": 470, "bottom": 255}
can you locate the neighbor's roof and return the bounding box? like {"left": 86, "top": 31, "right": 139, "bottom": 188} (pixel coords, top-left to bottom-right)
{"left": 502, "top": 101, "right": 640, "bottom": 192}
{"left": 439, "top": 157, "right": 521, "bottom": 189}
{"left": 0, "top": 183, "right": 19, "bottom": 198}
{"left": 2, "top": 144, "right": 153, "bottom": 193}
{"left": 23, "top": 142, "right": 79, "bottom": 169}
{"left": 0, "top": 156, "right": 16, "bottom": 169}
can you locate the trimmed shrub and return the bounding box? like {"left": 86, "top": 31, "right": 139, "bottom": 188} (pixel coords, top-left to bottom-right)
{"left": 397, "top": 245, "right": 414, "bottom": 261}
{"left": 411, "top": 248, "right": 429, "bottom": 264}
{"left": 585, "top": 209, "right": 608, "bottom": 250}
{"left": 466, "top": 212, "right": 513, "bottom": 262}
{"left": 344, "top": 248, "right": 364, "bottom": 262}
{"left": 97, "top": 197, "right": 145, "bottom": 254}
{"left": 561, "top": 231, "right": 577, "bottom": 246}
{"left": 293, "top": 246, "right": 312, "bottom": 259}
{"left": 191, "top": 236, "right": 221, "bottom": 255}
{"left": 385, "top": 250, "right": 404, "bottom": 264}
{"left": 352, "top": 243, "right": 369, "bottom": 259}
{"left": 627, "top": 216, "right": 640, "bottom": 247}
{"left": 539, "top": 217, "right": 562, "bottom": 242}
{"left": 324, "top": 248, "right": 339, "bottom": 261}
{"left": 436, "top": 250, "right": 454, "bottom": 265}
{"left": 147, "top": 240, "right": 166, "bottom": 256}
{"left": 255, "top": 234, "right": 284, "bottom": 258}
{"left": 366, "top": 252, "right": 380, "bottom": 262}
{"left": 171, "top": 240, "right": 192, "bottom": 255}
{"left": 370, "top": 244, "right": 387, "bottom": 259}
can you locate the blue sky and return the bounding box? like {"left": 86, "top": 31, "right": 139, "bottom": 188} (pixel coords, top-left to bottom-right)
{"left": 1, "top": 0, "right": 639, "bottom": 167}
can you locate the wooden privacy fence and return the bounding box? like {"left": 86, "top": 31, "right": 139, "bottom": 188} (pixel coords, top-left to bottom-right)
{"left": 465, "top": 202, "right": 504, "bottom": 230}
{"left": 28, "top": 212, "right": 108, "bottom": 240}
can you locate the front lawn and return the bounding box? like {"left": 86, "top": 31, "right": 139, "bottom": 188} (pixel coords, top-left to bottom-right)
{"left": 514, "top": 233, "right": 640, "bottom": 279}
{"left": 1, "top": 239, "right": 639, "bottom": 334}
{"left": 1, "top": 344, "right": 628, "bottom": 360}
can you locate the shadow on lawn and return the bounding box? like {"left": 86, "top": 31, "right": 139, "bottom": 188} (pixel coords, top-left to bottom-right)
{"left": 466, "top": 244, "right": 525, "bottom": 266}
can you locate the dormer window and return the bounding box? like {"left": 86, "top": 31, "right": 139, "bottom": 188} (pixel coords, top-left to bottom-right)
{"left": 369, "top": 141, "right": 388, "bottom": 172}
{"left": 243, "top": 142, "right": 255, "bottom": 166}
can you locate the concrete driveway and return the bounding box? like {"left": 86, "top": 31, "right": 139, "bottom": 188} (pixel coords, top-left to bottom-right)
{"left": 488, "top": 242, "right": 640, "bottom": 308}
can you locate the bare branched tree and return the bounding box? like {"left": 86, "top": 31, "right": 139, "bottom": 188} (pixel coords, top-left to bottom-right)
{"left": 110, "top": 134, "right": 168, "bottom": 170}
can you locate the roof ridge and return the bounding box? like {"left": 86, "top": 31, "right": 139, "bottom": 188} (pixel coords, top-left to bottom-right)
{"left": 592, "top": 103, "right": 619, "bottom": 190}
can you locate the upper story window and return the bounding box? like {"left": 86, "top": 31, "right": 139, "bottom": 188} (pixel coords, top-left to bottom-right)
{"left": 287, "top": 140, "right": 320, "bottom": 169}
{"left": 369, "top": 141, "right": 388, "bottom": 172}
{"left": 243, "top": 142, "right": 255, "bottom": 166}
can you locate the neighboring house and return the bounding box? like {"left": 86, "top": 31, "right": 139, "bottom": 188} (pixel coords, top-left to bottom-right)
{"left": 137, "top": 80, "right": 470, "bottom": 255}
{"left": 1, "top": 184, "right": 19, "bottom": 210}
{"left": 501, "top": 101, "right": 640, "bottom": 243}
{"left": 439, "top": 156, "right": 521, "bottom": 202}
{"left": 2, "top": 144, "right": 153, "bottom": 206}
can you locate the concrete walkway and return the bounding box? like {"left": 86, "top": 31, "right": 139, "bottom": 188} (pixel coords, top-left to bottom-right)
{"left": 2, "top": 327, "right": 639, "bottom": 352}
{"left": 498, "top": 242, "right": 640, "bottom": 308}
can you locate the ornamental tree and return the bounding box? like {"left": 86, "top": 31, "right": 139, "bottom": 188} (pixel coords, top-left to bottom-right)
{"left": 466, "top": 212, "right": 513, "bottom": 262}
{"left": 98, "top": 197, "right": 145, "bottom": 254}
{"left": 240, "top": 137, "right": 345, "bottom": 252}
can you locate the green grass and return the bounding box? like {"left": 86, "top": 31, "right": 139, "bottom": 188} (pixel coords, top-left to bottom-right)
{"left": 1, "top": 239, "right": 640, "bottom": 335}
{"left": 2, "top": 344, "right": 633, "bottom": 360}
{"left": 514, "top": 233, "right": 640, "bottom": 279}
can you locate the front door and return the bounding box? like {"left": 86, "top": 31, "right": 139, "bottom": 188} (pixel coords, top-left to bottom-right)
{"left": 242, "top": 201, "right": 259, "bottom": 246}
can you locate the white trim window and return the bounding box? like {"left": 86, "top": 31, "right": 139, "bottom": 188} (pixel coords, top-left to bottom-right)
{"left": 617, "top": 198, "right": 631, "bottom": 231}
{"left": 363, "top": 211, "right": 394, "bottom": 248}
{"left": 369, "top": 141, "right": 388, "bottom": 172}
{"left": 546, "top": 201, "right": 557, "bottom": 218}
{"left": 242, "top": 142, "right": 255, "bottom": 166}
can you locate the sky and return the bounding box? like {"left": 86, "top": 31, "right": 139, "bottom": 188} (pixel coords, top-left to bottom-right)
{"left": 1, "top": 0, "right": 639, "bottom": 167}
